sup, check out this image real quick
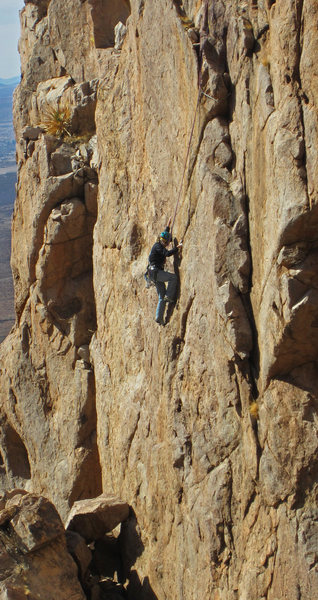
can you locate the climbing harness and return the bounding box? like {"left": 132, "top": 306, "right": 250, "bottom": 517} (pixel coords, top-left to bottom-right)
{"left": 144, "top": 264, "right": 158, "bottom": 288}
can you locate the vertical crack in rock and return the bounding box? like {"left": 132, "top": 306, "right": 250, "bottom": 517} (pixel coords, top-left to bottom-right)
{"left": 294, "top": 0, "right": 310, "bottom": 210}
{"left": 240, "top": 152, "right": 260, "bottom": 396}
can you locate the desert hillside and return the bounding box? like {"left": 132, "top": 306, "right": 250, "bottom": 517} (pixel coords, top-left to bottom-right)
{"left": 0, "top": 175, "right": 15, "bottom": 342}
{"left": 0, "top": 78, "right": 17, "bottom": 341}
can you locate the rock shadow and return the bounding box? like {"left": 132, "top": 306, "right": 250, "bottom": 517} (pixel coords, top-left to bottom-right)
{"left": 0, "top": 417, "right": 31, "bottom": 483}
{"left": 284, "top": 362, "right": 318, "bottom": 397}
{"left": 126, "top": 573, "right": 158, "bottom": 600}
{"left": 119, "top": 510, "right": 158, "bottom": 600}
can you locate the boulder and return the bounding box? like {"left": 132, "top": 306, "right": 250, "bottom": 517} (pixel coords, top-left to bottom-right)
{"left": 50, "top": 144, "right": 74, "bottom": 175}
{"left": 22, "top": 126, "right": 43, "bottom": 141}
{"left": 10, "top": 494, "right": 65, "bottom": 553}
{"left": 66, "top": 494, "right": 130, "bottom": 542}
{"left": 0, "top": 492, "right": 86, "bottom": 600}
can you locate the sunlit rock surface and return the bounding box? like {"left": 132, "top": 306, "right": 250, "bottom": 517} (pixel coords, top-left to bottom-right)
{"left": 0, "top": 1, "right": 317, "bottom": 599}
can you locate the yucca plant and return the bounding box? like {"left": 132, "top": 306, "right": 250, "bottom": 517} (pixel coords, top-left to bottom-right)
{"left": 41, "top": 103, "right": 72, "bottom": 138}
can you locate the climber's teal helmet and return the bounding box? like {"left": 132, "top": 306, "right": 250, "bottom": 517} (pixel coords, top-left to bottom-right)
{"left": 160, "top": 231, "right": 171, "bottom": 242}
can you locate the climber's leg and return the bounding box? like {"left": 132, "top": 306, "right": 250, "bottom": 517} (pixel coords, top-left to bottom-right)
{"left": 156, "top": 270, "right": 177, "bottom": 302}
{"left": 155, "top": 280, "right": 166, "bottom": 324}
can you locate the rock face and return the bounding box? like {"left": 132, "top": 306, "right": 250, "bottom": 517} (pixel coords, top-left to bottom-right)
{"left": 0, "top": 1, "right": 317, "bottom": 599}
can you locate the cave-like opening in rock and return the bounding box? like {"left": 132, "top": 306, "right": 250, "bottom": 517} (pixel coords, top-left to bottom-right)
{"left": 4, "top": 424, "right": 31, "bottom": 480}
{"left": 89, "top": 0, "right": 131, "bottom": 48}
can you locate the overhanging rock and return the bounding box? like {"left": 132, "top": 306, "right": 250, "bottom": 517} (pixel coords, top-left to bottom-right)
{"left": 65, "top": 494, "right": 130, "bottom": 542}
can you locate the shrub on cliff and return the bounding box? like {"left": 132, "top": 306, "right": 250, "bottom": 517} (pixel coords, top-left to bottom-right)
{"left": 41, "top": 103, "right": 71, "bottom": 138}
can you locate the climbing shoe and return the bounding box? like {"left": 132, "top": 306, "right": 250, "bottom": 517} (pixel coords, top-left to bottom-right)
{"left": 155, "top": 318, "right": 165, "bottom": 326}
{"left": 164, "top": 296, "right": 174, "bottom": 303}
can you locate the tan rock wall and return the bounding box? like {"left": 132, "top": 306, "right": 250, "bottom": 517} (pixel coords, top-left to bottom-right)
{"left": 92, "top": 1, "right": 318, "bottom": 598}
{"left": 1, "top": 0, "right": 102, "bottom": 519}
{"left": 0, "top": 1, "right": 317, "bottom": 599}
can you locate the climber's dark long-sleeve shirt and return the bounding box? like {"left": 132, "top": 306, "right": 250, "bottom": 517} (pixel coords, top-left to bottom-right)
{"left": 149, "top": 241, "right": 178, "bottom": 270}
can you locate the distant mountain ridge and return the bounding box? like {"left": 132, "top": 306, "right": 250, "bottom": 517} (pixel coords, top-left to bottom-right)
{"left": 0, "top": 76, "right": 20, "bottom": 87}
{"left": 0, "top": 77, "right": 17, "bottom": 338}
{"left": 0, "top": 77, "right": 19, "bottom": 124}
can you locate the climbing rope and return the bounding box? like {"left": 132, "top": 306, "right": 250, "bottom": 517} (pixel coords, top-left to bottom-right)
{"left": 170, "top": 0, "right": 209, "bottom": 235}
{"left": 170, "top": 84, "right": 202, "bottom": 234}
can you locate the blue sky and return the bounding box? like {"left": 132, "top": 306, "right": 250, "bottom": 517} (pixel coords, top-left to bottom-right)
{"left": 0, "top": 0, "right": 24, "bottom": 79}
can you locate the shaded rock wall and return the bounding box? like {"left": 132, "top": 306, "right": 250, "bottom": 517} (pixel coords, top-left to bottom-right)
{"left": 0, "top": 0, "right": 317, "bottom": 599}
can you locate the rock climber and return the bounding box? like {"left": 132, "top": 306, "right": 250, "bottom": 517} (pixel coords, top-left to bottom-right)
{"left": 148, "top": 218, "right": 183, "bottom": 325}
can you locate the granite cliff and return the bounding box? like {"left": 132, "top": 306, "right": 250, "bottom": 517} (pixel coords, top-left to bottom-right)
{"left": 0, "top": 0, "right": 317, "bottom": 598}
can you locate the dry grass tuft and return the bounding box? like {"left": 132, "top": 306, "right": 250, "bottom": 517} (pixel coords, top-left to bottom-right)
{"left": 260, "top": 57, "right": 270, "bottom": 68}
{"left": 41, "top": 103, "right": 71, "bottom": 138}
{"left": 249, "top": 401, "right": 259, "bottom": 420}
